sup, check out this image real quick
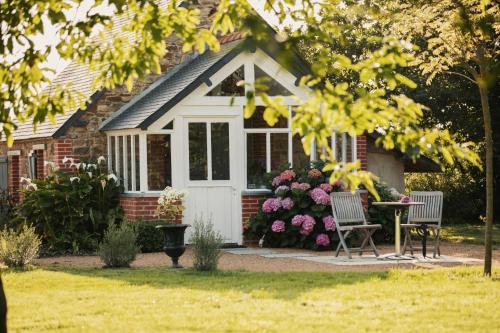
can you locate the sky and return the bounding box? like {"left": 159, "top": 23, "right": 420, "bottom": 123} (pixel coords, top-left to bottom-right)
{"left": 35, "top": 0, "right": 282, "bottom": 78}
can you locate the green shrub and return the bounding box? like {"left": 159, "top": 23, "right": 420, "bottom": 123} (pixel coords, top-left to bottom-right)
{"left": 98, "top": 224, "right": 139, "bottom": 268}
{"left": 0, "top": 225, "right": 41, "bottom": 268}
{"left": 133, "top": 220, "right": 164, "bottom": 253}
{"left": 13, "top": 159, "right": 123, "bottom": 254}
{"left": 366, "top": 182, "right": 398, "bottom": 243}
{"left": 190, "top": 216, "right": 223, "bottom": 271}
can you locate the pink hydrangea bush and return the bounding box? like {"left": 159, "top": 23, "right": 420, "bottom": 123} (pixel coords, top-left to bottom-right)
{"left": 244, "top": 162, "right": 345, "bottom": 250}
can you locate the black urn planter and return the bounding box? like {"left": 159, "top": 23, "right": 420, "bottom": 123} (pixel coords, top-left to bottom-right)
{"left": 156, "top": 224, "right": 190, "bottom": 268}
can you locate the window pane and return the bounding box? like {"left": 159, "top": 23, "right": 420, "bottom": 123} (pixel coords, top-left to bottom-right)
{"left": 346, "top": 134, "right": 353, "bottom": 162}
{"left": 189, "top": 123, "right": 208, "bottom": 180}
{"left": 110, "top": 136, "right": 116, "bottom": 174}
{"left": 244, "top": 106, "right": 288, "bottom": 129}
{"left": 211, "top": 122, "right": 230, "bottom": 180}
{"left": 134, "top": 135, "right": 140, "bottom": 191}
{"left": 254, "top": 65, "right": 292, "bottom": 96}
{"left": 246, "top": 133, "right": 267, "bottom": 189}
{"left": 147, "top": 134, "right": 172, "bottom": 191}
{"left": 118, "top": 136, "right": 124, "bottom": 182}
{"left": 126, "top": 136, "right": 132, "bottom": 191}
{"left": 206, "top": 66, "right": 244, "bottom": 96}
{"left": 271, "top": 133, "right": 289, "bottom": 170}
{"left": 293, "top": 134, "right": 310, "bottom": 168}
{"left": 315, "top": 136, "right": 332, "bottom": 161}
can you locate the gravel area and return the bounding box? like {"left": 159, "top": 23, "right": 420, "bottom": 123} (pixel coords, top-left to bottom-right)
{"left": 33, "top": 241, "right": 500, "bottom": 272}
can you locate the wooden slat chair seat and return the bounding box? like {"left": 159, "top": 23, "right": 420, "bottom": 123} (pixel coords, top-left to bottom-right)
{"left": 402, "top": 191, "right": 443, "bottom": 258}
{"left": 330, "top": 192, "right": 381, "bottom": 259}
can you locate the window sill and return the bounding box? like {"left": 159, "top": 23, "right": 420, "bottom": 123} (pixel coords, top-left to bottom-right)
{"left": 121, "top": 192, "right": 161, "bottom": 197}
{"left": 242, "top": 189, "right": 272, "bottom": 196}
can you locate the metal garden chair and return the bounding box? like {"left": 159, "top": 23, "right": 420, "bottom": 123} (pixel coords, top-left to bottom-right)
{"left": 330, "top": 192, "right": 382, "bottom": 259}
{"left": 401, "top": 191, "right": 443, "bottom": 258}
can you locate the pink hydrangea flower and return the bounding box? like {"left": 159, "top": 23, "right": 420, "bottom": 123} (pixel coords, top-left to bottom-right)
{"left": 310, "top": 188, "right": 331, "bottom": 205}
{"left": 291, "top": 214, "right": 305, "bottom": 226}
{"left": 274, "top": 185, "right": 289, "bottom": 196}
{"left": 320, "top": 183, "right": 333, "bottom": 193}
{"left": 291, "top": 182, "right": 311, "bottom": 191}
{"left": 262, "top": 198, "right": 282, "bottom": 213}
{"left": 316, "top": 233, "right": 330, "bottom": 246}
{"left": 308, "top": 168, "right": 322, "bottom": 178}
{"left": 281, "top": 197, "right": 294, "bottom": 210}
{"left": 280, "top": 170, "right": 296, "bottom": 181}
{"left": 271, "top": 220, "right": 286, "bottom": 233}
{"left": 272, "top": 176, "right": 282, "bottom": 187}
{"left": 323, "top": 215, "right": 336, "bottom": 231}
{"left": 301, "top": 215, "right": 316, "bottom": 235}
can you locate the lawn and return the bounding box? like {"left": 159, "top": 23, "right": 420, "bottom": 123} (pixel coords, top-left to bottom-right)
{"left": 440, "top": 224, "right": 500, "bottom": 245}
{"left": 3, "top": 267, "right": 500, "bottom": 332}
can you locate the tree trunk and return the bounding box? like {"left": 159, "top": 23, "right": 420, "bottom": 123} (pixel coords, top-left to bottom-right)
{"left": 479, "top": 82, "right": 494, "bottom": 276}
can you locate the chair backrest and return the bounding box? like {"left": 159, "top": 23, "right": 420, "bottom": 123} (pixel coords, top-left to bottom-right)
{"left": 408, "top": 191, "right": 443, "bottom": 226}
{"left": 330, "top": 192, "right": 367, "bottom": 228}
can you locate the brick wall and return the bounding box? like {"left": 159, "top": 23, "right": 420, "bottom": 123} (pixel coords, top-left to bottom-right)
{"left": 242, "top": 193, "right": 270, "bottom": 245}
{"left": 54, "top": 139, "right": 76, "bottom": 172}
{"left": 357, "top": 135, "right": 367, "bottom": 171}
{"left": 35, "top": 149, "right": 45, "bottom": 179}
{"left": 8, "top": 156, "right": 20, "bottom": 202}
{"left": 120, "top": 195, "right": 183, "bottom": 223}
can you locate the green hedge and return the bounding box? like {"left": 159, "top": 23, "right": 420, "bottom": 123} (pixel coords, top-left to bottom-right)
{"left": 133, "top": 220, "right": 165, "bottom": 253}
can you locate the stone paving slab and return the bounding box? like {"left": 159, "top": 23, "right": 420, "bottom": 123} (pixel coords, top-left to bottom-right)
{"left": 223, "top": 248, "right": 276, "bottom": 255}
{"left": 295, "top": 255, "right": 483, "bottom": 266}
{"left": 260, "top": 253, "right": 315, "bottom": 258}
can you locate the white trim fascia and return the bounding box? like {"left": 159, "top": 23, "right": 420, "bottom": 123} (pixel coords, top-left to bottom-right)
{"left": 7, "top": 150, "right": 21, "bottom": 156}
{"left": 32, "top": 144, "right": 46, "bottom": 150}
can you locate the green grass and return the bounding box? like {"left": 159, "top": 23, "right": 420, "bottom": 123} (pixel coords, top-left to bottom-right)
{"left": 440, "top": 224, "right": 500, "bottom": 245}
{"left": 3, "top": 267, "right": 500, "bottom": 332}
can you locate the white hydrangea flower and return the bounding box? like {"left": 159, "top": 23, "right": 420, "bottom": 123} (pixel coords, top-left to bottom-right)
{"left": 20, "top": 177, "right": 31, "bottom": 184}
{"left": 70, "top": 177, "right": 80, "bottom": 183}
{"left": 62, "top": 156, "right": 74, "bottom": 165}
{"left": 86, "top": 163, "right": 97, "bottom": 170}
{"left": 87, "top": 172, "right": 92, "bottom": 178}
{"left": 97, "top": 156, "right": 106, "bottom": 165}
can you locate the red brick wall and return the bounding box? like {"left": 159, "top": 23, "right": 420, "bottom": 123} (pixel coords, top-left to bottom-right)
{"left": 54, "top": 139, "right": 77, "bottom": 173}
{"left": 242, "top": 193, "right": 270, "bottom": 245}
{"left": 357, "top": 135, "right": 367, "bottom": 171}
{"left": 35, "top": 149, "right": 45, "bottom": 179}
{"left": 8, "top": 156, "right": 20, "bottom": 202}
{"left": 120, "top": 195, "right": 183, "bottom": 223}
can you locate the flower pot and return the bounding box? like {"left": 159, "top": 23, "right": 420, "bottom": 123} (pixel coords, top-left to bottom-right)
{"left": 156, "top": 224, "right": 190, "bottom": 268}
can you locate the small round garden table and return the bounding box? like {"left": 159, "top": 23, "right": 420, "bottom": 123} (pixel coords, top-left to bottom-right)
{"left": 371, "top": 201, "right": 425, "bottom": 260}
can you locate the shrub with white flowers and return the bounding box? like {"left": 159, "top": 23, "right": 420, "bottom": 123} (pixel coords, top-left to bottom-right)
{"left": 12, "top": 156, "right": 123, "bottom": 254}
{"left": 155, "top": 187, "right": 188, "bottom": 223}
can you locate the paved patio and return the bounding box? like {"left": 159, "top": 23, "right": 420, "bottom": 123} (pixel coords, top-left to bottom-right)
{"left": 223, "top": 247, "right": 483, "bottom": 266}
{"left": 34, "top": 241, "right": 497, "bottom": 272}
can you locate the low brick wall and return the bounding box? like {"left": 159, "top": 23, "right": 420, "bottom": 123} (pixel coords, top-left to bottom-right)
{"left": 242, "top": 192, "right": 271, "bottom": 245}
{"left": 120, "top": 195, "right": 160, "bottom": 221}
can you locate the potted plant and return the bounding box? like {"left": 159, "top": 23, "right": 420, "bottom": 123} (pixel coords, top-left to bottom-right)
{"left": 155, "top": 187, "right": 189, "bottom": 268}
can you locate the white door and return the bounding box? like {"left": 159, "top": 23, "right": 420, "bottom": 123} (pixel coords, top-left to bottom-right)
{"left": 182, "top": 117, "right": 241, "bottom": 244}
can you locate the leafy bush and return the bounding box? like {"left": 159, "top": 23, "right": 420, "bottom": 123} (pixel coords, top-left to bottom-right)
{"left": 366, "top": 182, "right": 399, "bottom": 242}
{"left": 406, "top": 168, "right": 484, "bottom": 224}
{"left": 244, "top": 162, "right": 344, "bottom": 250}
{"left": 190, "top": 216, "right": 223, "bottom": 271}
{"left": 0, "top": 190, "right": 14, "bottom": 229}
{"left": 0, "top": 225, "right": 41, "bottom": 268}
{"left": 13, "top": 158, "right": 123, "bottom": 254}
{"left": 133, "top": 220, "right": 164, "bottom": 253}
{"left": 98, "top": 224, "right": 139, "bottom": 268}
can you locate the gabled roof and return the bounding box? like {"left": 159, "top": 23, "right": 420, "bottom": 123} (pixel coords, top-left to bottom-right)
{"left": 100, "top": 38, "right": 246, "bottom": 130}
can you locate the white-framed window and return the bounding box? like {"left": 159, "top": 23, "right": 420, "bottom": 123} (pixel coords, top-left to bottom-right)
{"left": 107, "top": 121, "right": 174, "bottom": 193}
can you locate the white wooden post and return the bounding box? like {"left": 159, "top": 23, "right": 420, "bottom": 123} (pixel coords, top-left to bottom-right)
{"left": 139, "top": 132, "right": 148, "bottom": 192}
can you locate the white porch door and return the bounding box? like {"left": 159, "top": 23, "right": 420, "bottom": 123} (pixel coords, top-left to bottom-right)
{"left": 182, "top": 117, "right": 241, "bottom": 244}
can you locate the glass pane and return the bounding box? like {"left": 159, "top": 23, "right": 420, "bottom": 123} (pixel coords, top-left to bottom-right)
{"left": 147, "top": 134, "right": 172, "bottom": 191}
{"left": 315, "top": 136, "right": 332, "bottom": 161}
{"left": 244, "top": 106, "right": 288, "bottom": 129}
{"left": 189, "top": 123, "right": 208, "bottom": 180}
{"left": 110, "top": 136, "right": 116, "bottom": 174}
{"left": 126, "top": 136, "right": 132, "bottom": 191}
{"left": 254, "top": 65, "right": 292, "bottom": 96}
{"left": 211, "top": 122, "right": 230, "bottom": 180}
{"left": 271, "top": 133, "right": 289, "bottom": 171}
{"left": 293, "top": 134, "right": 310, "bottom": 168}
{"left": 246, "top": 133, "right": 267, "bottom": 189}
{"left": 346, "top": 134, "right": 353, "bottom": 162}
{"left": 206, "top": 66, "right": 245, "bottom": 96}
{"left": 118, "top": 136, "right": 124, "bottom": 182}
{"left": 134, "top": 135, "right": 140, "bottom": 191}
{"left": 335, "top": 133, "right": 343, "bottom": 162}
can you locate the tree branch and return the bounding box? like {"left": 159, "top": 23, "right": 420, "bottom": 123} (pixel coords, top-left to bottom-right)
{"left": 444, "top": 70, "right": 477, "bottom": 84}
